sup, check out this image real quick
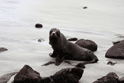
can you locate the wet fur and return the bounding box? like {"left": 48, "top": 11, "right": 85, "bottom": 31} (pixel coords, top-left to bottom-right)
{"left": 49, "top": 28, "right": 98, "bottom": 67}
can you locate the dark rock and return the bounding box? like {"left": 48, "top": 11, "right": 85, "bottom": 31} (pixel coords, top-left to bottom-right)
{"left": 93, "top": 72, "right": 119, "bottom": 83}
{"left": 76, "top": 63, "right": 85, "bottom": 68}
{"left": 51, "top": 67, "right": 83, "bottom": 83}
{"left": 75, "top": 39, "right": 97, "bottom": 52}
{"left": 13, "top": 65, "right": 42, "bottom": 83}
{"left": 0, "top": 47, "right": 8, "bottom": 52}
{"left": 113, "top": 41, "right": 121, "bottom": 45}
{"left": 83, "top": 6, "right": 88, "bottom": 9}
{"left": 41, "top": 77, "right": 54, "bottom": 83}
{"left": 105, "top": 40, "right": 124, "bottom": 59}
{"left": 107, "top": 61, "right": 117, "bottom": 66}
{"left": 35, "top": 23, "right": 43, "bottom": 28}
{"left": 38, "top": 38, "right": 45, "bottom": 42}
{"left": 0, "top": 72, "right": 17, "bottom": 83}
{"left": 68, "top": 38, "right": 78, "bottom": 41}
{"left": 119, "top": 77, "right": 124, "bottom": 83}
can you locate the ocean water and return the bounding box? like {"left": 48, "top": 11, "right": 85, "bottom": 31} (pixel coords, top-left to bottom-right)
{"left": 0, "top": 0, "right": 124, "bottom": 83}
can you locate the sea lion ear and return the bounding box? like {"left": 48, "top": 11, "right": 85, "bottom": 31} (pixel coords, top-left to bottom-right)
{"left": 56, "top": 30, "right": 60, "bottom": 37}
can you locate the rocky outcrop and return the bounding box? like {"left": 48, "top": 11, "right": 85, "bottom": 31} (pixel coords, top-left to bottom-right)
{"left": 13, "top": 65, "right": 42, "bottom": 83}
{"left": 13, "top": 65, "right": 83, "bottom": 83}
{"left": 51, "top": 67, "right": 83, "bottom": 83}
{"left": 75, "top": 39, "right": 97, "bottom": 52}
{"left": 93, "top": 72, "right": 119, "bottom": 83}
{"left": 105, "top": 40, "right": 124, "bottom": 59}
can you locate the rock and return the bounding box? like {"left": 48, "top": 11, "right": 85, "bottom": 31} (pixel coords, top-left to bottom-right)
{"left": 0, "top": 47, "right": 8, "bottom": 52}
{"left": 83, "top": 6, "right": 88, "bottom": 9}
{"left": 13, "top": 65, "right": 42, "bottom": 83}
{"left": 68, "top": 38, "right": 78, "bottom": 41}
{"left": 41, "top": 77, "right": 54, "bottom": 83}
{"left": 107, "top": 61, "right": 117, "bottom": 66}
{"left": 93, "top": 72, "right": 119, "bottom": 83}
{"left": 76, "top": 63, "right": 85, "bottom": 68}
{"left": 0, "top": 72, "right": 17, "bottom": 83}
{"left": 75, "top": 39, "right": 97, "bottom": 52}
{"left": 38, "top": 38, "right": 45, "bottom": 42}
{"left": 35, "top": 23, "right": 43, "bottom": 28}
{"left": 119, "top": 77, "right": 124, "bottom": 83}
{"left": 51, "top": 67, "right": 83, "bottom": 83}
{"left": 105, "top": 40, "right": 124, "bottom": 59}
{"left": 3, "top": 65, "right": 83, "bottom": 83}
{"left": 113, "top": 41, "right": 121, "bottom": 45}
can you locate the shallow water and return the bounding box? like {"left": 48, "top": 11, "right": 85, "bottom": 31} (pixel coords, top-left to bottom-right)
{"left": 0, "top": 0, "right": 124, "bottom": 83}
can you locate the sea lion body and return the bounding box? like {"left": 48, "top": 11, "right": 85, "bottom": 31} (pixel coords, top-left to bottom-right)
{"left": 49, "top": 28, "right": 98, "bottom": 66}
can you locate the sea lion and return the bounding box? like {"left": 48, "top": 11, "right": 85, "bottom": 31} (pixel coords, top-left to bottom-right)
{"left": 49, "top": 28, "right": 98, "bottom": 67}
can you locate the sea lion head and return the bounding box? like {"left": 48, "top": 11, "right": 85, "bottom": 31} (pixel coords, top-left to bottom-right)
{"left": 49, "top": 28, "right": 60, "bottom": 44}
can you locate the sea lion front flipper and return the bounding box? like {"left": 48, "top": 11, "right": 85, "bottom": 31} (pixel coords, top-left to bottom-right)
{"left": 42, "top": 61, "right": 55, "bottom": 66}
{"left": 49, "top": 50, "right": 58, "bottom": 57}
{"left": 55, "top": 54, "right": 66, "bottom": 66}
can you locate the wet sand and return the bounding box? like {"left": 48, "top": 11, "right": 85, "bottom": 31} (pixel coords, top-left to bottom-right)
{"left": 0, "top": 0, "right": 124, "bottom": 83}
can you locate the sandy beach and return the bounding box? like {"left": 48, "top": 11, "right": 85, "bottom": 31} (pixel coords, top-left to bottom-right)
{"left": 0, "top": 0, "right": 124, "bottom": 83}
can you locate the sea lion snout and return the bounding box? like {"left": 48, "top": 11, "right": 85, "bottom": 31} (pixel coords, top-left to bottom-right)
{"left": 51, "top": 32, "right": 56, "bottom": 36}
